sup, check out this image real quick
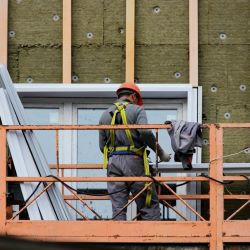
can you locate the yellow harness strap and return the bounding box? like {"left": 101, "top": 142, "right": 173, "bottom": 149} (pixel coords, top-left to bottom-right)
{"left": 103, "top": 101, "right": 152, "bottom": 206}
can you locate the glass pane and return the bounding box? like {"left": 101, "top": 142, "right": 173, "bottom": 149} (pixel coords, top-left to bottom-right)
{"left": 77, "top": 109, "right": 111, "bottom": 219}
{"left": 25, "top": 108, "right": 59, "bottom": 164}
{"left": 146, "top": 109, "right": 177, "bottom": 164}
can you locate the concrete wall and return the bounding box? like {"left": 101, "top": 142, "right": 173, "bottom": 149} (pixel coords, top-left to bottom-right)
{"left": 6, "top": 0, "right": 250, "bottom": 231}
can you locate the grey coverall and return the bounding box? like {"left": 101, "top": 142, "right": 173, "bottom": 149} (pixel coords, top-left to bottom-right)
{"left": 99, "top": 99, "right": 162, "bottom": 220}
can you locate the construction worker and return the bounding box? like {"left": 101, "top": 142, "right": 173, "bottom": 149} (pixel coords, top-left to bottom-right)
{"left": 99, "top": 82, "right": 171, "bottom": 220}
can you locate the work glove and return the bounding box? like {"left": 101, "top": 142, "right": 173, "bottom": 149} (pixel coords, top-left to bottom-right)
{"left": 159, "top": 150, "right": 171, "bottom": 162}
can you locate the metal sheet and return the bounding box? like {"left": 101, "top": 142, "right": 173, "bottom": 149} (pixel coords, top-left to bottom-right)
{"left": 0, "top": 65, "right": 72, "bottom": 220}
{"left": 0, "top": 89, "right": 48, "bottom": 219}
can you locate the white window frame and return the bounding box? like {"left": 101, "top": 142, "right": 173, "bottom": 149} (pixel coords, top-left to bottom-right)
{"left": 16, "top": 83, "right": 202, "bottom": 220}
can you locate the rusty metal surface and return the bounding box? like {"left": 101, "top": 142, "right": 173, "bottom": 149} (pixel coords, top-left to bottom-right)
{"left": 0, "top": 127, "right": 7, "bottom": 234}
{"left": 209, "top": 125, "right": 224, "bottom": 250}
{"left": 5, "top": 221, "right": 210, "bottom": 243}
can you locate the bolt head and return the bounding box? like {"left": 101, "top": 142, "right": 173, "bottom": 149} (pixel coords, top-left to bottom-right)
{"left": 86, "top": 32, "right": 93, "bottom": 39}
{"left": 72, "top": 75, "right": 79, "bottom": 82}
{"left": 224, "top": 112, "right": 231, "bottom": 119}
{"left": 153, "top": 6, "right": 160, "bottom": 14}
{"left": 219, "top": 32, "right": 227, "bottom": 40}
{"left": 174, "top": 72, "right": 182, "bottom": 79}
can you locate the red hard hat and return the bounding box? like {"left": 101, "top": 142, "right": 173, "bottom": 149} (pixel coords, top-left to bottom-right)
{"left": 116, "top": 82, "right": 143, "bottom": 106}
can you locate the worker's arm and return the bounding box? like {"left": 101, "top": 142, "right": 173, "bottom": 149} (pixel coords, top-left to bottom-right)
{"left": 135, "top": 107, "right": 164, "bottom": 153}
{"left": 136, "top": 107, "right": 171, "bottom": 161}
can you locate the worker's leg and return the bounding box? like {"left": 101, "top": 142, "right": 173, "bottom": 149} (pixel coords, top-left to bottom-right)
{"left": 107, "top": 156, "right": 129, "bottom": 220}
{"left": 123, "top": 155, "right": 161, "bottom": 220}
{"left": 131, "top": 182, "right": 161, "bottom": 220}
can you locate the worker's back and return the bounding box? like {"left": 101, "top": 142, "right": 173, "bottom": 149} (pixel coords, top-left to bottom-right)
{"left": 99, "top": 99, "right": 148, "bottom": 152}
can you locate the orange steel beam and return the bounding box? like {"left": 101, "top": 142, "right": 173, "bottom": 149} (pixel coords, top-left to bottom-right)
{"left": 220, "top": 123, "right": 250, "bottom": 128}
{"left": 189, "top": 0, "right": 198, "bottom": 86}
{"left": 63, "top": 0, "right": 72, "bottom": 83}
{"left": 56, "top": 130, "right": 59, "bottom": 176}
{"left": 48, "top": 165, "right": 250, "bottom": 181}
{"left": 0, "top": 0, "right": 8, "bottom": 65}
{"left": 3, "top": 220, "right": 250, "bottom": 243}
{"left": 223, "top": 176, "right": 250, "bottom": 181}
{"left": 6, "top": 176, "right": 208, "bottom": 182}
{"left": 209, "top": 125, "right": 224, "bottom": 250}
{"left": 125, "top": 0, "right": 135, "bottom": 83}
{"left": 0, "top": 128, "right": 7, "bottom": 233}
{"left": 50, "top": 163, "right": 103, "bottom": 169}
{"left": 5, "top": 221, "right": 211, "bottom": 243}
{"left": 61, "top": 169, "right": 65, "bottom": 195}
{"left": 4, "top": 123, "right": 250, "bottom": 131}
{"left": 3, "top": 124, "right": 172, "bottom": 131}
{"left": 64, "top": 194, "right": 211, "bottom": 201}
{"left": 223, "top": 221, "right": 250, "bottom": 242}
{"left": 64, "top": 194, "right": 250, "bottom": 201}
{"left": 224, "top": 195, "right": 250, "bottom": 200}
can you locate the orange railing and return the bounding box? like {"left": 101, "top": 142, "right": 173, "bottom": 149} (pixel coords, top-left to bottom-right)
{"left": 0, "top": 124, "right": 250, "bottom": 249}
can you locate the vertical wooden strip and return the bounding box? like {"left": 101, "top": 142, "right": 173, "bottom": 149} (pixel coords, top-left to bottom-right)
{"left": 0, "top": 127, "right": 7, "bottom": 234}
{"left": 125, "top": 0, "right": 135, "bottom": 83}
{"left": 209, "top": 125, "right": 224, "bottom": 250}
{"left": 189, "top": 0, "right": 198, "bottom": 87}
{"left": 63, "top": 0, "right": 72, "bottom": 83}
{"left": 0, "top": 0, "right": 8, "bottom": 65}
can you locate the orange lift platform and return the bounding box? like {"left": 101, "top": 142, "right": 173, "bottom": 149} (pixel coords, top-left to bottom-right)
{"left": 0, "top": 123, "right": 250, "bottom": 250}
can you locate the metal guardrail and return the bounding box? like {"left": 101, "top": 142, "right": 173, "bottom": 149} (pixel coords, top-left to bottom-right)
{"left": 0, "top": 123, "right": 250, "bottom": 249}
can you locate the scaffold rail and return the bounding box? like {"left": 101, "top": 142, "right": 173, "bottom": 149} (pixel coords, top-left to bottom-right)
{"left": 0, "top": 123, "right": 250, "bottom": 250}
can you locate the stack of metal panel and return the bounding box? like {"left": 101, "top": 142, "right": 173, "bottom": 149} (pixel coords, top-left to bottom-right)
{"left": 0, "top": 64, "right": 72, "bottom": 220}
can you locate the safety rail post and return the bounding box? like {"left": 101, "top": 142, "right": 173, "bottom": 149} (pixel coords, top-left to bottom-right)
{"left": 0, "top": 127, "right": 7, "bottom": 234}
{"left": 209, "top": 125, "right": 224, "bottom": 250}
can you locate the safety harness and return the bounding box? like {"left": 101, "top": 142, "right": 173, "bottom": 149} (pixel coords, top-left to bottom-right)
{"left": 103, "top": 101, "right": 152, "bottom": 206}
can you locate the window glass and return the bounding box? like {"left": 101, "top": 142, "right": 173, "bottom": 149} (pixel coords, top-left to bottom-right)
{"left": 77, "top": 109, "right": 111, "bottom": 219}
{"left": 25, "top": 108, "right": 59, "bottom": 164}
